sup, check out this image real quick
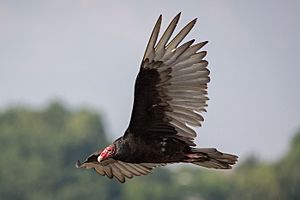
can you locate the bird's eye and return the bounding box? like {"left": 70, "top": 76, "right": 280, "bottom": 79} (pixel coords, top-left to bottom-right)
{"left": 106, "top": 147, "right": 113, "bottom": 153}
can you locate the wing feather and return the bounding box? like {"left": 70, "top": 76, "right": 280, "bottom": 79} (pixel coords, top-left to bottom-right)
{"left": 76, "top": 158, "right": 164, "bottom": 183}
{"left": 127, "top": 13, "right": 209, "bottom": 146}
{"left": 155, "top": 12, "right": 181, "bottom": 60}
{"left": 166, "top": 18, "right": 197, "bottom": 54}
{"left": 143, "top": 15, "right": 162, "bottom": 62}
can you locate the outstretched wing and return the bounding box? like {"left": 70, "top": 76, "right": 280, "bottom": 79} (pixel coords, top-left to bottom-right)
{"left": 127, "top": 13, "right": 210, "bottom": 146}
{"left": 76, "top": 156, "right": 164, "bottom": 183}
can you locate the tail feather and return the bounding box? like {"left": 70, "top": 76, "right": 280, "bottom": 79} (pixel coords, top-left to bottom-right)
{"left": 187, "top": 148, "right": 238, "bottom": 169}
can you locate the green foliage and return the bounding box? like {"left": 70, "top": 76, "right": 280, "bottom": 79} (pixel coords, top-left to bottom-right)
{"left": 277, "top": 131, "right": 300, "bottom": 200}
{"left": 0, "top": 102, "right": 299, "bottom": 200}
{"left": 230, "top": 162, "right": 281, "bottom": 199}
{"left": 0, "top": 102, "right": 120, "bottom": 200}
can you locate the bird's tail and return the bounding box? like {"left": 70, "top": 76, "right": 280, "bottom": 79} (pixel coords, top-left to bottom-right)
{"left": 184, "top": 148, "right": 238, "bottom": 169}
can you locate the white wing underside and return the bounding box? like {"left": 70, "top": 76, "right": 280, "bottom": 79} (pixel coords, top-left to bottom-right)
{"left": 142, "top": 13, "right": 210, "bottom": 146}
{"left": 77, "top": 159, "right": 165, "bottom": 183}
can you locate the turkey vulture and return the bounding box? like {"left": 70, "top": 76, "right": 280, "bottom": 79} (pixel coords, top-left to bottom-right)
{"left": 76, "top": 13, "right": 238, "bottom": 183}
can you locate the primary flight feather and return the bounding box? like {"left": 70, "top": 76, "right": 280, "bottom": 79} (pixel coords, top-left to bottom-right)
{"left": 76, "top": 13, "right": 238, "bottom": 183}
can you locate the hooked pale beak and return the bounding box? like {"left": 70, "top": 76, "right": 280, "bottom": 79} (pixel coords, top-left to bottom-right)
{"left": 97, "top": 155, "right": 103, "bottom": 162}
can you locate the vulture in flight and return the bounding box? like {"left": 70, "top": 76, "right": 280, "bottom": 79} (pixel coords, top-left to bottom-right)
{"left": 76, "top": 13, "right": 238, "bottom": 183}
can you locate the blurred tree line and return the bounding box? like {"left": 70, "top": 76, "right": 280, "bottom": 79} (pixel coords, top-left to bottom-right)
{"left": 0, "top": 102, "right": 299, "bottom": 200}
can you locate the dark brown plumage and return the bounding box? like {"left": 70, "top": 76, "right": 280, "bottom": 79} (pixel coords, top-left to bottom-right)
{"left": 76, "top": 13, "right": 238, "bottom": 183}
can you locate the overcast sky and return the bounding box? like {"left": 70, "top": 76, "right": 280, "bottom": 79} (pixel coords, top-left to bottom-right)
{"left": 1, "top": 0, "right": 300, "bottom": 161}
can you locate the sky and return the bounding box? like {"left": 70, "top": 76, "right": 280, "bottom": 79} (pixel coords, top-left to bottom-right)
{"left": 1, "top": 0, "right": 300, "bottom": 162}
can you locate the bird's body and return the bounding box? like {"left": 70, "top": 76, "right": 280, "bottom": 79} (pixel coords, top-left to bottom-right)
{"left": 76, "top": 13, "right": 238, "bottom": 183}
{"left": 79, "top": 135, "right": 188, "bottom": 163}
{"left": 113, "top": 134, "right": 189, "bottom": 163}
